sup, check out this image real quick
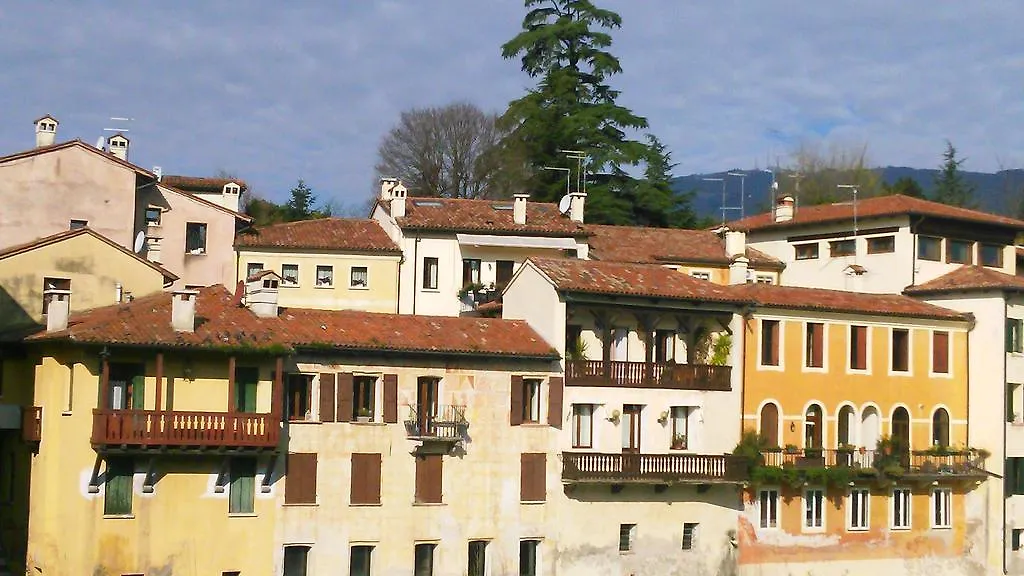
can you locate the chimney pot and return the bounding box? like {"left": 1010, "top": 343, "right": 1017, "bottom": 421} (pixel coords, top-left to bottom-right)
{"left": 513, "top": 194, "right": 530, "bottom": 225}
{"left": 44, "top": 289, "right": 71, "bottom": 332}
{"left": 171, "top": 289, "right": 199, "bottom": 333}
{"left": 774, "top": 195, "right": 795, "bottom": 223}
{"left": 34, "top": 115, "right": 58, "bottom": 148}
{"left": 568, "top": 192, "right": 586, "bottom": 223}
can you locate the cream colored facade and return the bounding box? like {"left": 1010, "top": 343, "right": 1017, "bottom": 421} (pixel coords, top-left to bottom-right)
{"left": 236, "top": 249, "right": 400, "bottom": 313}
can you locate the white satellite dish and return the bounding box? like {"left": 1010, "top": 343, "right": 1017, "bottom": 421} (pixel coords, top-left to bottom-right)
{"left": 133, "top": 231, "right": 146, "bottom": 253}
{"left": 558, "top": 195, "right": 572, "bottom": 215}
{"left": 95, "top": 137, "right": 105, "bottom": 150}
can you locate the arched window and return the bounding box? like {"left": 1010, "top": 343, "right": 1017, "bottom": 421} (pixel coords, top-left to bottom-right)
{"left": 891, "top": 407, "right": 911, "bottom": 452}
{"left": 837, "top": 405, "right": 856, "bottom": 447}
{"left": 760, "top": 403, "right": 780, "bottom": 447}
{"left": 932, "top": 408, "right": 950, "bottom": 448}
{"left": 804, "top": 404, "right": 823, "bottom": 448}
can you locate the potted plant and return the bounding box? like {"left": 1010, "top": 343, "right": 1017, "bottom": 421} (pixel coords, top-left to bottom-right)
{"left": 836, "top": 443, "right": 855, "bottom": 467}
{"left": 356, "top": 407, "right": 372, "bottom": 423}
{"left": 671, "top": 434, "right": 687, "bottom": 450}
{"left": 784, "top": 444, "right": 800, "bottom": 454}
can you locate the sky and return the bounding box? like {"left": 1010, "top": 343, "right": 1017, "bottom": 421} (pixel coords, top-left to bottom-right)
{"left": 1, "top": 1, "right": 1022, "bottom": 209}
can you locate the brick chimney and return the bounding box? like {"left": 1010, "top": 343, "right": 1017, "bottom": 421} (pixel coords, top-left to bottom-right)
{"left": 569, "top": 192, "right": 586, "bottom": 223}
{"left": 44, "top": 288, "right": 71, "bottom": 332}
{"left": 108, "top": 134, "right": 130, "bottom": 161}
{"left": 513, "top": 194, "right": 529, "bottom": 225}
{"left": 34, "top": 115, "right": 58, "bottom": 148}
{"left": 171, "top": 290, "right": 198, "bottom": 333}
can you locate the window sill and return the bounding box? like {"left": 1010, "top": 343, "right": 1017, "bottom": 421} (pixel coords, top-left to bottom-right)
{"left": 288, "top": 419, "right": 320, "bottom": 425}
{"left": 103, "top": 514, "right": 135, "bottom": 520}
{"left": 412, "top": 502, "right": 446, "bottom": 507}
{"left": 185, "top": 252, "right": 207, "bottom": 257}
{"left": 520, "top": 500, "right": 546, "bottom": 505}
{"left": 350, "top": 286, "right": 370, "bottom": 291}
{"left": 846, "top": 526, "right": 869, "bottom": 532}
{"left": 281, "top": 284, "right": 300, "bottom": 289}
{"left": 62, "top": 411, "right": 73, "bottom": 416}
{"left": 314, "top": 285, "right": 335, "bottom": 289}
{"left": 890, "top": 526, "right": 911, "bottom": 532}
{"left": 520, "top": 422, "right": 548, "bottom": 428}
{"left": 350, "top": 421, "right": 386, "bottom": 426}
{"left": 931, "top": 525, "right": 951, "bottom": 531}
{"left": 228, "top": 513, "right": 258, "bottom": 518}
{"left": 888, "top": 370, "right": 913, "bottom": 377}
{"left": 421, "top": 288, "right": 440, "bottom": 293}
{"left": 350, "top": 502, "right": 383, "bottom": 507}
{"left": 282, "top": 503, "right": 319, "bottom": 507}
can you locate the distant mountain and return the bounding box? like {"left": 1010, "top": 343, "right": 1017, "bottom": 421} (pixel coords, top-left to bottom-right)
{"left": 672, "top": 168, "right": 1024, "bottom": 223}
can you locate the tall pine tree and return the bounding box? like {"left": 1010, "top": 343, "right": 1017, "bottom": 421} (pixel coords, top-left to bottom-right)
{"left": 500, "top": 0, "right": 695, "bottom": 226}
{"left": 932, "top": 141, "right": 976, "bottom": 208}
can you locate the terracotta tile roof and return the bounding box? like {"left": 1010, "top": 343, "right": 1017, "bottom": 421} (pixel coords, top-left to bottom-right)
{"left": 26, "top": 285, "right": 557, "bottom": 359}
{"left": 0, "top": 140, "right": 156, "bottom": 178}
{"left": 730, "top": 283, "right": 967, "bottom": 321}
{"left": 528, "top": 257, "right": 749, "bottom": 305}
{"left": 585, "top": 224, "right": 783, "bottom": 269}
{"left": 904, "top": 265, "right": 1024, "bottom": 295}
{"left": 158, "top": 184, "right": 252, "bottom": 222}
{"left": 235, "top": 218, "right": 401, "bottom": 253}
{"left": 160, "top": 175, "right": 248, "bottom": 194}
{"left": 726, "top": 194, "right": 1024, "bottom": 233}
{"left": 398, "top": 197, "right": 587, "bottom": 237}
{"left": 0, "top": 227, "right": 178, "bottom": 283}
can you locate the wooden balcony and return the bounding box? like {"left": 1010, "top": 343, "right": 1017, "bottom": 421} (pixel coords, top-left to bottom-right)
{"left": 404, "top": 405, "right": 468, "bottom": 441}
{"left": 562, "top": 452, "right": 749, "bottom": 484}
{"left": 565, "top": 360, "right": 731, "bottom": 391}
{"left": 22, "top": 406, "right": 41, "bottom": 443}
{"left": 91, "top": 409, "right": 279, "bottom": 452}
{"left": 761, "top": 448, "right": 985, "bottom": 477}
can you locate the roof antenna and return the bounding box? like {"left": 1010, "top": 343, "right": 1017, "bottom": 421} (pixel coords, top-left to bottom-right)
{"left": 543, "top": 166, "right": 571, "bottom": 202}
{"left": 703, "top": 177, "right": 725, "bottom": 224}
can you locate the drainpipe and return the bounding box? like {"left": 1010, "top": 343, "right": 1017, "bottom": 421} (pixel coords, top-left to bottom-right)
{"left": 395, "top": 254, "right": 404, "bottom": 314}
{"left": 411, "top": 237, "right": 420, "bottom": 316}
{"left": 1003, "top": 297, "right": 1008, "bottom": 575}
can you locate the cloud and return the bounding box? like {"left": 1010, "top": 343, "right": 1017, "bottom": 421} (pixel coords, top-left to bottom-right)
{"left": 0, "top": 0, "right": 1021, "bottom": 207}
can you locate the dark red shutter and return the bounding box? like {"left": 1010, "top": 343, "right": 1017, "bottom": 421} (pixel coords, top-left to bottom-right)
{"left": 415, "top": 454, "right": 443, "bottom": 503}
{"left": 521, "top": 453, "right": 546, "bottom": 502}
{"left": 351, "top": 453, "right": 382, "bottom": 505}
{"left": 383, "top": 374, "right": 399, "bottom": 423}
{"left": 319, "top": 373, "right": 336, "bottom": 423}
{"left": 934, "top": 331, "right": 949, "bottom": 373}
{"left": 811, "top": 324, "right": 824, "bottom": 368}
{"left": 367, "top": 453, "right": 381, "bottom": 504}
{"left": 336, "top": 372, "right": 354, "bottom": 423}
{"left": 285, "top": 453, "right": 317, "bottom": 504}
{"left": 853, "top": 326, "right": 867, "bottom": 369}
{"left": 510, "top": 375, "right": 524, "bottom": 426}
{"left": 770, "top": 321, "right": 780, "bottom": 366}
{"left": 547, "top": 377, "right": 563, "bottom": 429}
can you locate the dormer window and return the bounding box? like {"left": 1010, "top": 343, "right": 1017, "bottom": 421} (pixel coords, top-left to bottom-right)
{"left": 144, "top": 207, "right": 161, "bottom": 226}
{"left": 224, "top": 183, "right": 241, "bottom": 195}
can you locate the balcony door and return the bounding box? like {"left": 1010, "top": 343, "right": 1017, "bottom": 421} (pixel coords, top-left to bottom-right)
{"left": 621, "top": 405, "right": 642, "bottom": 474}
{"left": 417, "top": 377, "right": 440, "bottom": 435}
{"left": 109, "top": 363, "right": 144, "bottom": 410}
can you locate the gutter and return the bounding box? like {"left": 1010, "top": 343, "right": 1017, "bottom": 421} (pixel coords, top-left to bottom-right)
{"left": 294, "top": 344, "right": 560, "bottom": 362}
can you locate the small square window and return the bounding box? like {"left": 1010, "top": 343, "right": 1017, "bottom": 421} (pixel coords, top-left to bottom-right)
{"left": 70, "top": 219, "right": 88, "bottom": 230}
{"left": 281, "top": 264, "right": 299, "bottom": 285}
{"left": 618, "top": 523, "right": 636, "bottom": 552}
{"left": 246, "top": 262, "right": 264, "bottom": 280}
{"left": 755, "top": 275, "right": 774, "bottom": 284}
{"left": 918, "top": 236, "right": 941, "bottom": 261}
{"left": 681, "top": 523, "right": 698, "bottom": 550}
{"left": 1013, "top": 528, "right": 1023, "bottom": 551}
{"left": 829, "top": 239, "right": 856, "bottom": 257}
{"left": 690, "top": 271, "right": 711, "bottom": 281}
{"left": 144, "top": 207, "right": 161, "bottom": 225}
{"left": 794, "top": 243, "right": 819, "bottom": 260}
{"left": 946, "top": 239, "right": 973, "bottom": 264}
{"left": 867, "top": 235, "right": 895, "bottom": 254}
{"left": 350, "top": 266, "right": 369, "bottom": 289}
{"left": 981, "top": 244, "right": 1004, "bottom": 268}
{"left": 316, "top": 266, "right": 334, "bottom": 287}
{"left": 185, "top": 222, "right": 207, "bottom": 254}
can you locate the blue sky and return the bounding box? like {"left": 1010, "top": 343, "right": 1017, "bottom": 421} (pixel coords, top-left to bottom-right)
{"left": 1, "top": 1, "right": 1021, "bottom": 208}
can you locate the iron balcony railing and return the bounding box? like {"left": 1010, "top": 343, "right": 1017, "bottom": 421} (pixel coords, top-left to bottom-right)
{"left": 404, "top": 405, "right": 468, "bottom": 441}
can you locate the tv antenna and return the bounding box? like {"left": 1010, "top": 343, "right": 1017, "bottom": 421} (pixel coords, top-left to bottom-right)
{"left": 726, "top": 171, "right": 747, "bottom": 219}
{"left": 103, "top": 116, "right": 134, "bottom": 133}
{"left": 543, "top": 166, "right": 571, "bottom": 198}
{"left": 703, "top": 177, "right": 727, "bottom": 224}
{"left": 837, "top": 184, "right": 860, "bottom": 237}
{"left": 559, "top": 149, "right": 587, "bottom": 196}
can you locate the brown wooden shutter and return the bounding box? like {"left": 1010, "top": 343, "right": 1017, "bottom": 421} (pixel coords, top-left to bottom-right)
{"left": 319, "top": 373, "right": 336, "bottom": 423}
{"left": 351, "top": 453, "right": 382, "bottom": 505}
{"left": 547, "top": 377, "right": 563, "bottom": 429}
{"left": 510, "top": 375, "right": 524, "bottom": 426}
{"left": 521, "top": 453, "right": 546, "bottom": 502}
{"left": 769, "top": 321, "right": 780, "bottom": 366}
{"left": 811, "top": 324, "right": 824, "bottom": 367}
{"left": 285, "top": 453, "right": 317, "bottom": 504}
{"left": 853, "top": 326, "right": 867, "bottom": 369}
{"left": 336, "top": 372, "right": 354, "bottom": 423}
{"left": 383, "top": 374, "right": 399, "bottom": 423}
{"left": 933, "top": 331, "right": 949, "bottom": 373}
{"left": 415, "top": 454, "right": 442, "bottom": 503}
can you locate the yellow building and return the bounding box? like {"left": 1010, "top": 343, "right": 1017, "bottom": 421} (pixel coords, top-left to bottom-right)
{"left": 733, "top": 283, "right": 985, "bottom": 575}
{"left": 235, "top": 218, "right": 402, "bottom": 313}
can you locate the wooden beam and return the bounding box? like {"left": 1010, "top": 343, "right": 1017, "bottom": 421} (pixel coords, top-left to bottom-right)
{"left": 227, "top": 356, "right": 236, "bottom": 414}
{"left": 99, "top": 353, "right": 111, "bottom": 410}
{"left": 154, "top": 352, "right": 164, "bottom": 412}
{"left": 272, "top": 357, "right": 284, "bottom": 418}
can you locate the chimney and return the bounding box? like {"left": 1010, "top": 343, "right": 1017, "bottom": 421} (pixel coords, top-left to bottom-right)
{"left": 108, "top": 134, "right": 130, "bottom": 161}
{"left": 568, "top": 192, "right": 586, "bottom": 223}
{"left": 513, "top": 194, "right": 529, "bottom": 225}
{"left": 171, "top": 290, "right": 199, "bottom": 333}
{"left": 245, "top": 272, "right": 281, "bottom": 318}
{"left": 389, "top": 181, "right": 408, "bottom": 219}
{"left": 34, "top": 115, "right": 58, "bottom": 148}
{"left": 724, "top": 230, "right": 746, "bottom": 258}
{"left": 729, "top": 256, "right": 750, "bottom": 285}
{"left": 153, "top": 166, "right": 163, "bottom": 181}
{"left": 44, "top": 289, "right": 71, "bottom": 332}
{"left": 221, "top": 182, "right": 242, "bottom": 213}
{"left": 774, "top": 195, "right": 795, "bottom": 223}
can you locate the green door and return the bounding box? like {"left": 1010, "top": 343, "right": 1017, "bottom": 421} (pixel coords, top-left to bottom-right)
{"left": 235, "top": 367, "right": 259, "bottom": 413}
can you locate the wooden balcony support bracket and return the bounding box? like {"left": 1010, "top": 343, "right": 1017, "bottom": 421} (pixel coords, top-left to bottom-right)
{"left": 87, "top": 454, "right": 103, "bottom": 494}
{"left": 214, "top": 458, "right": 230, "bottom": 493}
{"left": 261, "top": 454, "right": 277, "bottom": 493}
{"left": 142, "top": 457, "right": 157, "bottom": 493}
{"left": 154, "top": 352, "right": 164, "bottom": 413}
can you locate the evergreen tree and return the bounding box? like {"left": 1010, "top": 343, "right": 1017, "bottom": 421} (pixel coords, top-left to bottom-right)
{"left": 932, "top": 141, "right": 976, "bottom": 207}
{"left": 285, "top": 179, "right": 316, "bottom": 221}
{"left": 882, "top": 176, "right": 925, "bottom": 198}
{"left": 500, "top": 0, "right": 694, "bottom": 226}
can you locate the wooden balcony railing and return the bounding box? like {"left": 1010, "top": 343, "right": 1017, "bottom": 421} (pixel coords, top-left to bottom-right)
{"left": 91, "top": 409, "right": 279, "bottom": 450}
{"left": 404, "top": 405, "right": 468, "bottom": 441}
{"left": 562, "top": 452, "right": 748, "bottom": 483}
{"left": 760, "top": 449, "right": 983, "bottom": 476}
{"left": 22, "top": 406, "right": 41, "bottom": 443}
{"left": 565, "top": 360, "right": 731, "bottom": 391}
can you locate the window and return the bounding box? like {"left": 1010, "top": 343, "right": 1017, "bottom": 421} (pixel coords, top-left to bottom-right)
{"left": 353, "top": 376, "right": 376, "bottom": 421}
{"left": 350, "top": 266, "right": 369, "bottom": 288}
{"left": 918, "top": 236, "right": 941, "bottom": 261}
{"left": 830, "top": 239, "right": 856, "bottom": 257}
{"left": 522, "top": 378, "right": 541, "bottom": 423}
{"left": 223, "top": 572, "right": 241, "bottom": 576}
{"left": 70, "top": 219, "right": 88, "bottom": 230}
{"left": 803, "top": 489, "right": 825, "bottom": 529}
{"left": 932, "top": 408, "right": 950, "bottom": 447}
{"left": 422, "top": 257, "right": 439, "bottom": 290}
{"left": 681, "top": 523, "right": 698, "bottom": 550}
{"left": 1008, "top": 319, "right": 1023, "bottom": 353}
{"left": 756, "top": 275, "right": 774, "bottom": 284}
{"left": 287, "top": 374, "right": 311, "bottom": 421}
{"left": 654, "top": 330, "right": 675, "bottom": 362}
{"left": 185, "top": 222, "right": 207, "bottom": 254}
{"left": 462, "top": 258, "right": 481, "bottom": 286}
{"left": 981, "top": 244, "right": 1004, "bottom": 267}
{"left": 892, "top": 488, "right": 911, "bottom": 529}
{"left": 867, "top": 235, "right": 895, "bottom": 254}
{"left": 1010, "top": 383, "right": 1022, "bottom": 423}
{"left": 849, "top": 325, "right": 868, "bottom": 370}
{"left": 618, "top": 524, "right": 636, "bottom": 552}
{"left": 350, "top": 453, "right": 382, "bottom": 505}
{"left": 758, "top": 489, "right": 779, "bottom": 528}
{"left": 571, "top": 404, "right": 593, "bottom": 448}
{"left": 946, "top": 239, "right": 973, "bottom": 264}
{"left": 520, "top": 540, "right": 539, "bottom": 576}
{"left": 284, "top": 453, "right": 317, "bottom": 505}
{"left": 520, "top": 453, "right": 546, "bottom": 502}
{"left": 283, "top": 546, "right": 310, "bottom": 576}
{"left": 144, "top": 207, "right": 161, "bottom": 225}
{"left": 316, "top": 265, "right": 334, "bottom": 287}
{"left": 414, "top": 543, "right": 436, "bottom": 576}
{"left": 1014, "top": 529, "right": 1023, "bottom": 552}
{"left": 760, "top": 320, "right": 780, "bottom": 366}
{"left": 805, "top": 322, "right": 824, "bottom": 368}
{"left": 246, "top": 262, "right": 264, "bottom": 280}
{"left": 104, "top": 458, "right": 133, "bottom": 515}
{"left": 496, "top": 260, "right": 515, "bottom": 289}
{"left": 794, "top": 243, "right": 819, "bottom": 260}
{"left": 41, "top": 277, "right": 70, "bottom": 315}
{"left": 671, "top": 406, "right": 689, "bottom": 450}
{"left": 350, "top": 545, "right": 373, "bottom": 576}
{"left": 229, "top": 458, "right": 255, "bottom": 514}
{"left": 414, "top": 454, "right": 442, "bottom": 504}
{"left": 848, "top": 489, "right": 870, "bottom": 531}
{"left": 468, "top": 541, "right": 488, "bottom": 576}
{"left": 932, "top": 331, "right": 950, "bottom": 373}
{"left": 931, "top": 488, "right": 951, "bottom": 528}
{"left": 1009, "top": 458, "right": 1024, "bottom": 496}
{"left": 891, "top": 329, "right": 909, "bottom": 372}
{"left": 690, "top": 271, "right": 711, "bottom": 281}
{"left": 281, "top": 264, "right": 299, "bottom": 285}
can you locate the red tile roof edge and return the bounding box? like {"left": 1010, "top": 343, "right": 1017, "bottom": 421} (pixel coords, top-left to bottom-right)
{"left": 234, "top": 218, "right": 402, "bottom": 252}
{"left": 903, "top": 265, "right": 1024, "bottom": 295}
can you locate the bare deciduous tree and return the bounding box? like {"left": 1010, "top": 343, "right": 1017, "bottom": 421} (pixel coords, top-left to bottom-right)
{"left": 375, "top": 102, "right": 527, "bottom": 199}
{"left": 782, "top": 142, "right": 882, "bottom": 205}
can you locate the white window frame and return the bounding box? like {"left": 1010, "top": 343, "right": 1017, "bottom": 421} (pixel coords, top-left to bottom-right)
{"left": 757, "top": 318, "right": 784, "bottom": 372}
{"left": 931, "top": 488, "right": 951, "bottom": 529}
{"left": 315, "top": 265, "right": 334, "bottom": 288}
{"left": 350, "top": 266, "right": 369, "bottom": 289}
{"left": 847, "top": 488, "right": 870, "bottom": 531}
{"left": 281, "top": 264, "right": 299, "bottom": 286}
{"left": 246, "top": 262, "right": 264, "bottom": 279}
{"left": 758, "top": 488, "right": 779, "bottom": 529}
{"left": 689, "top": 269, "right": 712, "bottom": 281}
{"left": 888, "top": 327, "right": 913, "bottom": 377}
{"left": 891, "top": 488, "right": 911, "bottom": 530}
{"left": 803, "top": 488, "right": 825, "bottom": 532}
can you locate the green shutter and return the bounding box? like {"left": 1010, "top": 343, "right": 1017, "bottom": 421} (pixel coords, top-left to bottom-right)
{"left": 104, "top": 459, "right": 133, "bottom": 515}
{"left": 229, "top": 458, "right": 256, "bottom": 514}
{"left": 235, "top": 368, "right": 259, "bottom": 413}
{"left": 130, "top": 374, "right": 145, "bottom": 410}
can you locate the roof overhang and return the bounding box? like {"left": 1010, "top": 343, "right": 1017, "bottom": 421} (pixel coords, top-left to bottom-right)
{"left": 456, "top": 234, "right": 578, "bottom": 250}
